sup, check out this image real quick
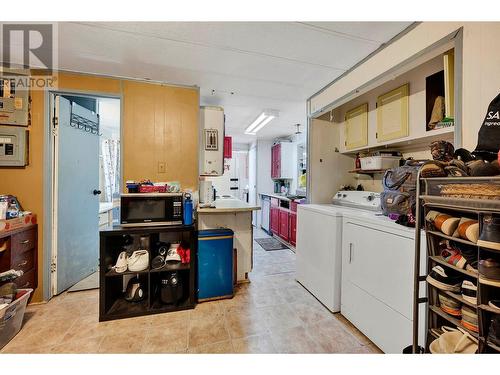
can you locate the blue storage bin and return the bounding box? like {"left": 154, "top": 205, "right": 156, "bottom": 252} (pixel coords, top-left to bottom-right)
{"left": 197, "top": 229, "right": 234, "bottom": 301}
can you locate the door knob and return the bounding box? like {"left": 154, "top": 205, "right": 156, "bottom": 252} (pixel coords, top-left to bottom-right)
{"left": 93, "top": 189, "right": 102, "bottom": 196}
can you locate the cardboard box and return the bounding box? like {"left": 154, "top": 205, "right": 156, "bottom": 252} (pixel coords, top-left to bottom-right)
{"left": 0, "top": 214, "right": 37, "bottom": 234}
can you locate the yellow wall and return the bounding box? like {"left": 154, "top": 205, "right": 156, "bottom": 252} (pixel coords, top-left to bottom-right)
{"left": 0, "top": 72, "right": 199, "bottom": 302}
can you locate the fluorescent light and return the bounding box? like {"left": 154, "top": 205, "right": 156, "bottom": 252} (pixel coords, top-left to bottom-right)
{"left": 244, "top": 113, "right": 267, "bottom": 134}
{"left": 251, "top": 115, "right": 274, "bottom": 134}
{"left": 244, "top": 110, "right": 278, "bottom": 135}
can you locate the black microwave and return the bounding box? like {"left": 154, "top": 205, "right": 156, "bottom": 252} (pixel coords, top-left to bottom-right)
{"left": 120, "top": 193, "right": 183, "bottom": 226}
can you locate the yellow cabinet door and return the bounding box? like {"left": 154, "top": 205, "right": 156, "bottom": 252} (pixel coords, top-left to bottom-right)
{"left": 345, "top": 103, "right": 368, "bottom": 150}
{"left": 376, "top": 83, "right": 409, "bottom": 142}
{"left": 443, "top": 50, "right": 454, "bottom": 118}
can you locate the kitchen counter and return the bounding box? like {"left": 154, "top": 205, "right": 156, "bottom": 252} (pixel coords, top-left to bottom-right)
{"left": 260, "top": 192, "right": 290, "bottom": 201}
{"left": 260, "top": 192, "right": 306, "bottom": 202}
{"left": 197, "top": 197, "right": 259, "bottom": 283}
{"left": 197, "top": 198, "right": 260, "bottom": 213}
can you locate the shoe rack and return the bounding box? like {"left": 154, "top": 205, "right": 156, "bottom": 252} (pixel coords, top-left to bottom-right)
{"left": 99, "top": 224, "right": 197, "bottom": 322}
{"left": 413, "top": 176, "right": 500, "bottom": 353}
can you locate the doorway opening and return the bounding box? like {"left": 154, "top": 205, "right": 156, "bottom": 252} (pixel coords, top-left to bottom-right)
{"left": 47, "top": 92, "right": 121, "bottom": 299}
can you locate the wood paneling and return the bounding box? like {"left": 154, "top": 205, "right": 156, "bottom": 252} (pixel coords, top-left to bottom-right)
{"left": 0, "top": 73, "right": 199, "bottom": 302}
{"left": 122, "top": 81, "right": 199, "bottom": 190}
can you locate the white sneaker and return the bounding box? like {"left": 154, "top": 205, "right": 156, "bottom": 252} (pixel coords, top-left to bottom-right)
{"left": 114, "top": 251, "right": 128, "bottom": 273}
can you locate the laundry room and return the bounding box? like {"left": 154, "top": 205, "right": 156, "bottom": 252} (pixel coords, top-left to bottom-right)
{"left": 0, "top": 6, "right": 500, "bottom": 373}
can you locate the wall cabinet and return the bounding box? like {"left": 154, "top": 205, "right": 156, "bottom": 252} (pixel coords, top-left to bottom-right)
{"left": 376, "top": 83, "right": 409, "bottom": 142}
{"left": 345, "top": 103, "right": 368, "bottom": 150}
{"left": 223, "top": 136, "right": 232, "bottom": 159}
{"left": 271, "top": 142, "right": 295, "bottom": 179}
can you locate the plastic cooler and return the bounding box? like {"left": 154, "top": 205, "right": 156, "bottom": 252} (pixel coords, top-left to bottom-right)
{"left": 197, "top": 229, "right": 234, "bottom": 302}
{"left": 0, "top": 288, "right": 33, "bottom": 349}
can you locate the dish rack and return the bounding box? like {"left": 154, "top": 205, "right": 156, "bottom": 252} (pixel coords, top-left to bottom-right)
{"left": 413, "top": 176, "right": 500, "bottom": 353}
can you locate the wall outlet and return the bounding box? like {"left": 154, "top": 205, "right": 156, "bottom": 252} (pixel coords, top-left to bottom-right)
{"left": 158, "top": 162, "right": 166, "bottom": 173}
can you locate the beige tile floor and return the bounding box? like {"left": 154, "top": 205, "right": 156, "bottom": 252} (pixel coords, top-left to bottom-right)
{"left": 1, "top": 228, "right": 382, "bottom": 354}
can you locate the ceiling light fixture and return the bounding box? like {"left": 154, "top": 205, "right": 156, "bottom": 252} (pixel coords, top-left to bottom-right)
{"left": 244, "top": 110, "right": 279, "bottom": 135}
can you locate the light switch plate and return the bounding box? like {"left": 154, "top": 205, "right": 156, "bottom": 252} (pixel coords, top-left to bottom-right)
{"left": 158, "top": 161, "right": 166, "bottom": 173}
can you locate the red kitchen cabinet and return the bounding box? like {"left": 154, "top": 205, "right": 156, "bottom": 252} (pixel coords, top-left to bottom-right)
{"left": 289, "top": 212, "right": 297, "bottom": 247}
{"left": 279, "top": 209, "right": 289, "bottom": 242}
{"left": 270, "top": 206, "right": 280, "bottom": 235}
{"left": 271, "top": 143, "right": 281, "bottom": 179}
{"left": 223, "top": 136, "right": 232, "bottom": 159}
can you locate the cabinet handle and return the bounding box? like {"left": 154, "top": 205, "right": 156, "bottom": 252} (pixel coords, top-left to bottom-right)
{"left": 16, "top": 260, "right": 28, "bottom": 267}
{"left": 20, "top": 239, "right": 30, "bottom": 245}
{"left": 349, "top": 243, "right": 353, "bottom": 263}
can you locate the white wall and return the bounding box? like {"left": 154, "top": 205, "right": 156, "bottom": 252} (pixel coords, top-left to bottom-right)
{"left": 205, "top": 151, "right": 249, "bottom": 199}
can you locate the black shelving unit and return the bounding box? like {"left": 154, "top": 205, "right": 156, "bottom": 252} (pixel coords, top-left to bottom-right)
{"left": 413, "top": 176, "right": 500, "bottom": 353}
{"left": 99, "top": 224, "right": 197, "bottom": 322}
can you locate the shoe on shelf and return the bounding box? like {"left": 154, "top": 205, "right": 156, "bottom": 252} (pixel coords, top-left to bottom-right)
{"left": 478, "top": 258, "right": 500, "bottom": 280}
{"left": 461, "top": 305, "right": 479, "bottom": 333}
{"left": 438, "top": 293, "right": 462, "bottom": 316}
{"left": 441, "top": 247, "right": 468, "bottom": 269}
{"left": 461, "top": 280, "right": 477, "bottom": 305}
{"left": 427, "top": 265, "right": 462, "bottom": 292}
{"left": 435, "top": 214, "right": 461, "bottom": 236}
{"left": 453, "top": 217, "right": 479, "bottom": 243}
{"left": 477, "top": 215, "right": 500, "bottom": 251}
{"left": 488, "top": 300, "right": 500, "bottom": 313}
{"left": 487, "top": 315, "right": 500, "bottom": 347}
{"left": 113, "top": 251, "right": 128, "bottom": 273}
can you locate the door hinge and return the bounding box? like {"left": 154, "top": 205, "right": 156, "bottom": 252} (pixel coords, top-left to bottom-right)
{"left": 50, "top": 262, "right": 56, "bottom": 273}
{"left": 375, "top": 132, "right": 378, "bottom": 139}
{"left": 52, "top": 116, "right": 58, "bottom": 136}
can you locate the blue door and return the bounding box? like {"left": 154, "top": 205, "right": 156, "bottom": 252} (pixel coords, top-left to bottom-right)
{"left": 54, "top": 95, "right": 100, "bottom": 294}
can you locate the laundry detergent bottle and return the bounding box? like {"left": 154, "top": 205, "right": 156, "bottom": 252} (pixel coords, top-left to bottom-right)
{"left": 183, "top": 192, "right": 193, "bottom": 225}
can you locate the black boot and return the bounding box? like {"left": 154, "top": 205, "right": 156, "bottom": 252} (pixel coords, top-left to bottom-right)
{"left": 478, "top": 215, "right": 500, "bottom": 251}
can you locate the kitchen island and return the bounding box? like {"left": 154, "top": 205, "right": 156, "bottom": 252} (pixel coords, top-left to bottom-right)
{"left": 197, "top": 198, "right": 260, "bottom": 282}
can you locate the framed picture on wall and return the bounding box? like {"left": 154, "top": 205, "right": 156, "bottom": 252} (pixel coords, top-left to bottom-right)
{"left": 204, "top": 129, "right": 218, "bottom": 151}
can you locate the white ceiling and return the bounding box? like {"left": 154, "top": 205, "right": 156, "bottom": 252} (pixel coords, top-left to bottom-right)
{"left": 53, "top": 22, "right": 412, "bottom": 143}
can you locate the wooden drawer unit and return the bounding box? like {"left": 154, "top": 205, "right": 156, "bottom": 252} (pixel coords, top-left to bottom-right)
{"left": 12, "top": 249, "right": 35, "bottom": 274}
{"left": 0, "top": 237, "right": 11, "bottom": 272}
{"left": 13, "top": 269, "right": 36, "bottom": 289}
{"left": 0, "top": 224, "right": 38, "bottom": 293}
{"left": 11, "top": 227, "right": 36, "bottom": 255}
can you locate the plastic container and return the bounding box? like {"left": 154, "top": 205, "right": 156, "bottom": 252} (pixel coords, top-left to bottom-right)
{"left": 360, "top": 156, "right": 400, "bottom": 170}
{"left": 0, "top": 288, "right": 33, "bottom": 349}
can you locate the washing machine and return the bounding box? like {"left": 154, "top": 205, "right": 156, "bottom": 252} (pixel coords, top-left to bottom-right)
{"left": 296, "top": 191, "right": 381, "bottom": 312}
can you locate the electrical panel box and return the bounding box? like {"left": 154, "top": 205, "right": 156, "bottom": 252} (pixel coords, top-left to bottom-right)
{"left": 0, "top": 125, "right": 29, "bottom": 167}
{"left": 0, "top": 70, "right": 30, "bottom": 126}
{"left": 199, "top": 106, "right": 225, "bottom": 176}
